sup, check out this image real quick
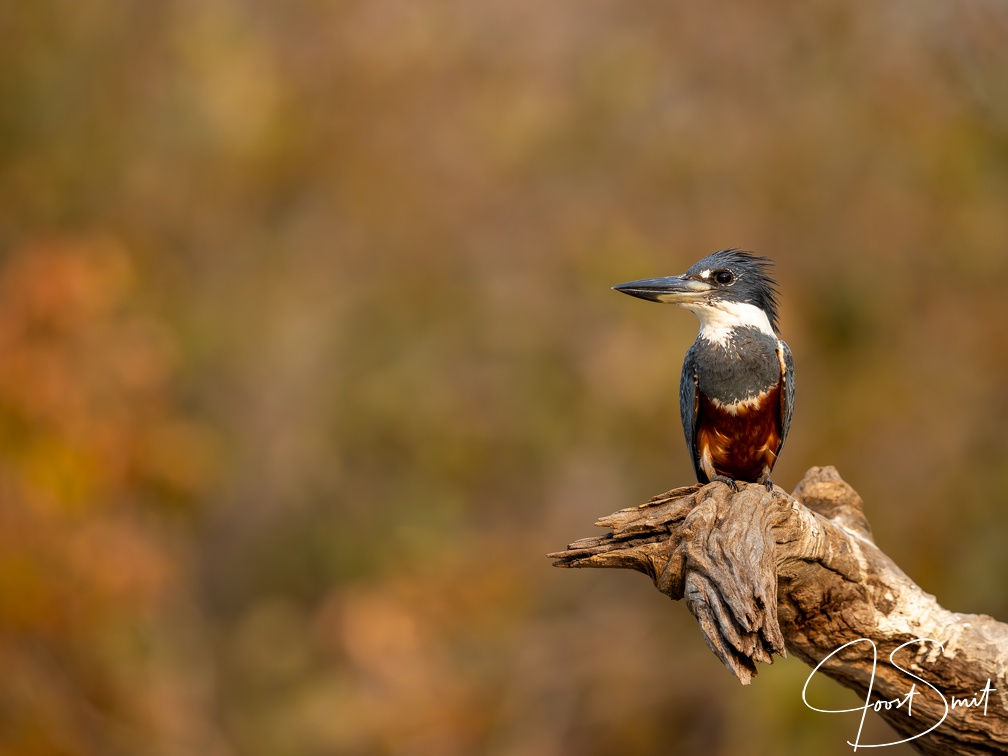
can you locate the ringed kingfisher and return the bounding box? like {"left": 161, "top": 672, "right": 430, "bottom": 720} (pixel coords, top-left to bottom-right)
{"left": 613, "top": 249, "right": 794, "bottom": 491}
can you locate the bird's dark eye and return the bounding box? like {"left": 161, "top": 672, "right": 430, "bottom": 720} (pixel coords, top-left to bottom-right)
{"left": 714, "top": 270, "right": 734, "bottom": 285}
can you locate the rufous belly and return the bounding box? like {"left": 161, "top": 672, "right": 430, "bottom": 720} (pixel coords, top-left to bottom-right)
{"left": 696, "top": 384, "right": 781, "bottom": 482}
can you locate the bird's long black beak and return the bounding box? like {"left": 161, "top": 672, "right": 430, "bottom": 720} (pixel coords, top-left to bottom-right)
{"left": 612, "top": 275, "right": 714, "bottom": 303}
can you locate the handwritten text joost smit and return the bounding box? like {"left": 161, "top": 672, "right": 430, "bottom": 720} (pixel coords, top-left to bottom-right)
{"left": 802, "top": 637, "right": 997, "bottom": 751}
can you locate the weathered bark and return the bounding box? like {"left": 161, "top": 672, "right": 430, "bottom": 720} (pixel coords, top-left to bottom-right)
{"left": 549, "top": 466, "right": 1008, "bottom": 754}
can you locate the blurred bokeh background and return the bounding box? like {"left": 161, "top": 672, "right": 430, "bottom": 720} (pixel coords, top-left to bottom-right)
{"left": 1, "top": 1, "right": 1007, "bottom": 754}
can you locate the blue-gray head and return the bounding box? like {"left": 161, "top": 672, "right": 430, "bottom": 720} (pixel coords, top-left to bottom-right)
{"left": 613, "top": 249, "right": 782, "bottom": 337}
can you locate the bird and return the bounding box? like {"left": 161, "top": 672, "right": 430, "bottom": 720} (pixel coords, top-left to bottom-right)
{"left": 613, "top": 249, "right": 794, "bottom": 491}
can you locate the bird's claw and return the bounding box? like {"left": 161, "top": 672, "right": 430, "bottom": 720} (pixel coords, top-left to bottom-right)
{"left": 710, "top": 474, "right": 740, "bottom": 493}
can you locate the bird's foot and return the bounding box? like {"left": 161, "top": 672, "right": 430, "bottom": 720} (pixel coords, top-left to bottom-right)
{"left": 710, "top": 474, "right": 740, "bottom": 493}
{"left": 757, "top": 472, "right": 774, "bottom": 492}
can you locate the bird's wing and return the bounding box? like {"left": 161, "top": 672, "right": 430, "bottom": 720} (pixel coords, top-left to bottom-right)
{"left": 776, "top": 339, "right": 795, "bottom": 452}
{"left": 680, "top": 344, "right": 703, "bottom": 482}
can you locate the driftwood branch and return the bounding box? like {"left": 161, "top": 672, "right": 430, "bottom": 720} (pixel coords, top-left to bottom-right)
{"left": 549, "top": 466, "right": 1008, "bottom": 754}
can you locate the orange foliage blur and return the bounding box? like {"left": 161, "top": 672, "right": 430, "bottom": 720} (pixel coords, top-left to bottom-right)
{"left": 0, "top": 239, "right": 221, "bottom": 755}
